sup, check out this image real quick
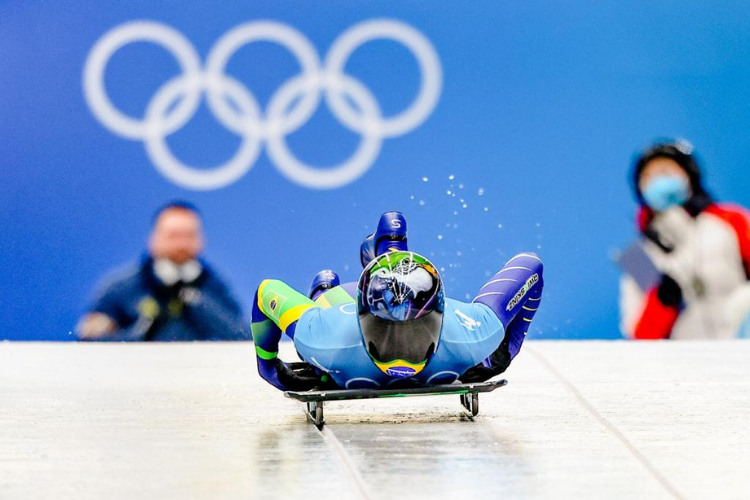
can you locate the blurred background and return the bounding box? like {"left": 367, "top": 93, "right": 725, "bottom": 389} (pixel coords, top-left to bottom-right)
{"left": 2, "top": 0, "right": 750, "bottom": 341}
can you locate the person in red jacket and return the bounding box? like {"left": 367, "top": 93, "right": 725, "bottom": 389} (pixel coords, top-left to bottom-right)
{"left": 619, "top": 139, "right": 750, "bottom": 339}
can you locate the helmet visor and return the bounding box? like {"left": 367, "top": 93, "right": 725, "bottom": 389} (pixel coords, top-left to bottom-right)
{"left": 359, "top": 306, "right": 442, "bottom": 365}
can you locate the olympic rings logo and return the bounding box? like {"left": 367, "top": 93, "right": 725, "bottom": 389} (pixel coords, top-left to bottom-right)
{"left": 82, "top": 19, "right": 442, "bottom": 190}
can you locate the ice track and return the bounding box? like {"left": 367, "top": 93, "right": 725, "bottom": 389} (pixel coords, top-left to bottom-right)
{"left": 1, "top": 341, "right": 749, "bottom": 499}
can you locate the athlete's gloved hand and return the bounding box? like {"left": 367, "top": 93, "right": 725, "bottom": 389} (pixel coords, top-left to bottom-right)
{"left": 459, "top": 342, "right": 512, "bottom": 383}
{"left": 458, "top": 364, "right": 498, "bottom": 383}
{"left": 257, "top": 357, "right": 320, "bottom": 391}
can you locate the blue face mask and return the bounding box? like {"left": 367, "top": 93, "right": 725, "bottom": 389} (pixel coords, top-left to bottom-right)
{"left": 642, "top": 175, "right": 690, "bottom": 212}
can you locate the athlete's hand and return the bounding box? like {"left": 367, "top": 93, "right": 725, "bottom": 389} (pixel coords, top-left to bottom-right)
{"left": 460, "top": 342, "right": 512, "bottom": 383}
{"left": 275, "top": 359, "right": 321, "bottom": 391}
{"left": 458, "top": 364, "right": 497, "bottom": 383}
{"left": 257, "top": 357, "right": 320, "bottom": 391}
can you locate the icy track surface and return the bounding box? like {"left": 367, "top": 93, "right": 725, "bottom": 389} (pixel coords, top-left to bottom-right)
{"left": 1, "top": 341, "right": 748, "bottom": 499}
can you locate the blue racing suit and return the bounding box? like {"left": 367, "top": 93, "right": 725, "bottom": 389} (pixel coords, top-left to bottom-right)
{"left": 295, "top": 294, "right": 504, "bottom": 388}
{"left": 251, "top": 252, "right": 544, "bottom": 391}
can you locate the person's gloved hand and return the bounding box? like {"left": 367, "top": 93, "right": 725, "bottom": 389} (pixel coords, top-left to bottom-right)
{"left": 647, "top": 208, "right": 698, "bottom": 295}
{"left": 459, "top": 341, "right": 512, "bottom": 383}
{"left": 257, "top": 357, "right": 320, "bottom": 391}
{"left": 649, "top": 206, "right": 692, "bottom": 251}
{"left": 656, "top": 273, "right": 683, "bottom": 307}
{"left": 458, "top": 364, "right": 498, "bottom": 383}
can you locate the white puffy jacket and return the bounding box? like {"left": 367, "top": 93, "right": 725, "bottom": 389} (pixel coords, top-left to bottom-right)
{"left": 620, "top": 203, "right": 750, "bottom": 339}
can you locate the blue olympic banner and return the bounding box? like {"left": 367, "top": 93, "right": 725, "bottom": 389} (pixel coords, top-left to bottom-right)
{"left": 2, "top": 1, "right": 750, "bottom": 340}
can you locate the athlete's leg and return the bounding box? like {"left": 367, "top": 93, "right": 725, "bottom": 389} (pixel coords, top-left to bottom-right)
{"left": 360, "top": 211, "right": 409, "bottom": 267}
{"left": 463, "top": 253, "right": 544, "bottom": 380}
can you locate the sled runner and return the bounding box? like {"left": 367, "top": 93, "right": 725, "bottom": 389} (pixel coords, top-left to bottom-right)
{"left": 284, "top": 379, "right": 508, "bottom": 428}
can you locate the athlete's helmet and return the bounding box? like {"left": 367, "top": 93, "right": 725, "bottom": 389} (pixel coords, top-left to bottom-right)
{"left": 357, "top": 251, "right": 444, "bottom": 378}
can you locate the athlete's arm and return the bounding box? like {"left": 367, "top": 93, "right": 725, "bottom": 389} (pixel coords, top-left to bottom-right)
{"left": 250, "top": 279, "right": 321, "bottom": 391}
